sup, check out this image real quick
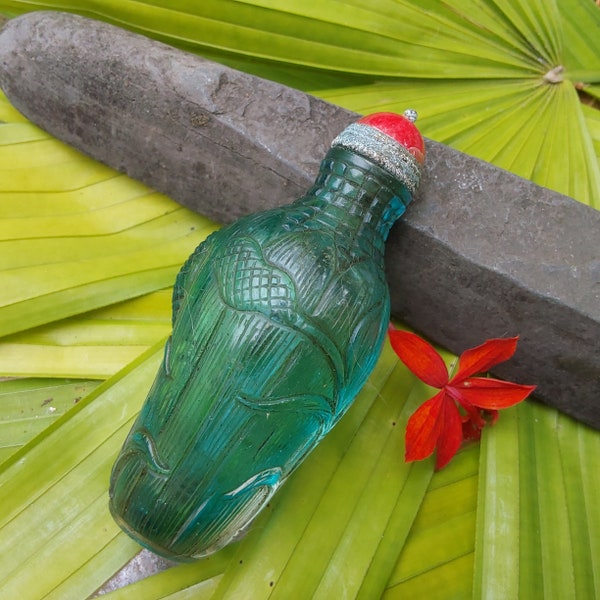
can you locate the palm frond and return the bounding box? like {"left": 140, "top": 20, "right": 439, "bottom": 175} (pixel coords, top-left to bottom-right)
{"left": 319, "top": 77, "right": 600, "bottom": 207}
{"left": 0, "top": 378, "right": 99, "bottom": 463}
{"left": 0, "top": 291, "right": 171, "bottom": 379}
{"left": 384, "top": 445, "right": 479, "bottom": 598}
{"left": 0, "top": 1, "right": 599, "bottom": 598}
{"left": 474, "top": 400, "right": 600, "bottom": 598}
{"left": 0, "top": 105, "right": 217, "bottom": 338}
{"left": 0, "top": 345, "right": 162, "bottom": 599}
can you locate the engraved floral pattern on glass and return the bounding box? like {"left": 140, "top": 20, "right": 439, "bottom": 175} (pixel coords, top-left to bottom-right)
{"left": 109, "top": 113, "right": 424, "bottom": 561}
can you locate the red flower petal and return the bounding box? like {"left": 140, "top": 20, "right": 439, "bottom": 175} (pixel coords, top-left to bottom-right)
{"left": 453, "top": 337, "right": 519, "bottom": 383}
{"left": 389, "top": 327, "right": 448, "bottom": 388}
{"left": 462, "top": 409, "right": 499, "bottom": 442}
{"left": 454, "top": 377, "right": 536, "bottom": 409}
{"left": 405, "top": 390, "right": 445, "bottom": 462}
{"left": 435, "top": 398, "right": 464, "bottom": 469}
{"left": 445, "top": 385, "right": 485, "bottom": 426}
{"left": 462, "top": 419, "right": 483, "bottom": 442}
{"left": 489, "top": 409, "right": 500, "bottom": 425}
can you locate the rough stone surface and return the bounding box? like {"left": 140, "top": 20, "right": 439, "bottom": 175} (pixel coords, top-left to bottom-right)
{"left": 0, "top": 11, "right": 352, "bottom": 223}
{"left": 91, "top": 549, "right": 175, "bottom": 596}
{"left": 389, "top": 149, "right": 600, "bottom": 429}
{"left": 1, "top": 11, "right": 599, "bottom": 429}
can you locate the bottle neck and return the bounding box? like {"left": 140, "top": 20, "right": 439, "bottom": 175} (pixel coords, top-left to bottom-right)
{"left": 296, "top": 146, "right": 414, "bottom": 252}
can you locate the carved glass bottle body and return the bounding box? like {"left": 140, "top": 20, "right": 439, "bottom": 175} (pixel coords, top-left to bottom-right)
{"left": 109, "top": 116, "right": 423, "bottom": 561}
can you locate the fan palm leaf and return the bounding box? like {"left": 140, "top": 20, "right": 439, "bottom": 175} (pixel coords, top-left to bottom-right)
{"left": 0, "top": 291, "right": 171, "bottom": 379}
{"left": 0, "top": 1, "right": 599, "bottom": 598}
{"left": 0, "top": 378, "right": 100, "bottom": 462}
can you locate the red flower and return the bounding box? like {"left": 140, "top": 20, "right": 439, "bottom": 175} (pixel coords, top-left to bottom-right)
{"left": 388, "top": 325, "right": 536, "bottom": 470}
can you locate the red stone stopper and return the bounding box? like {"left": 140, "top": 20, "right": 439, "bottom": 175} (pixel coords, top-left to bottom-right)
{"left": 358, "top": 111, "right": 425, "bottom": 165}
{"left": 331, "top": 109, "right": 425, "bottom": 193}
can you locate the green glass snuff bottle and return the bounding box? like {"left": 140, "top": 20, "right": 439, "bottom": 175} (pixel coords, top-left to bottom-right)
{"left": 109, "top": 111, "right": 425, "bottom": 561}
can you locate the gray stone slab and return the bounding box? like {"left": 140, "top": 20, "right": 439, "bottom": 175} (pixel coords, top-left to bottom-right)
{"left": 388, "top": 148, "right": 600, "bottom": 428}
{"left": 90, "top": 550, "right": 175, "bottom": 597}
{"left": 1, "top": 11, "right": 599, "bottom": 428}
{"left": 0, "top": 11, "right": 351, "bottom": 223}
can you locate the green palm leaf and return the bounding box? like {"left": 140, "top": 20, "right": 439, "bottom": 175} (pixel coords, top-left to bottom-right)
{"left": 0, "top": 291, "right": 171, "bottom": 379}
{"left": 1, "top": 1, "right": 599, "bottom": 598}
{"left": 384, "top": 445, "right": 479, "bottom": 598}
{"left": 0, "top": 347, "right": 184, "bottom": 599}
{"left": 475, "top": 400, "right": 600, "bottom": 598}
{"left": 0, "top": 95, "right": 216, "bottom": 339}
{"left": 0, "top": 378, "right": 100, "bottom": 462}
